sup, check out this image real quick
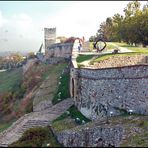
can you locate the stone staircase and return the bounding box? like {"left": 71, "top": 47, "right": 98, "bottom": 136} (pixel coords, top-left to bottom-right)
{"left": 20, "top": 120, "right": 49, "bottom": 134}
{"left": 0, "top": 98, "right": 74, "bottom": 147}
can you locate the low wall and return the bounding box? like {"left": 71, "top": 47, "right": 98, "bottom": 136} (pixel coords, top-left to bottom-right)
{"left": 91, "top": 54, "right": 148, "bottom": 69}
{"left": 45, "top": 43, "right": 73, "bottom": 59}
{"left": 45, "top": 57, "right": 66, "bottom": 64}
{"left": 57, "top": 121, "right": 123, "bottom": 147}
{"left": 70, "top": 65, "right": 148, "bottom": 120}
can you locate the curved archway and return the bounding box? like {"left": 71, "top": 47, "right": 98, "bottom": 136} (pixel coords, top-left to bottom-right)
{"left": 73, "top": 38, "right": 84, "bottom": 51}
{"left": 74, "top": 38, "right": 83, "bottom": 44}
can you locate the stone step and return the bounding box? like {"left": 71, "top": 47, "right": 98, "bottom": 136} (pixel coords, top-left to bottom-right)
{"left": 0, "top": 114, "right": 30, "bottom": 138}
{"left": 20, "top": 125, "right": 48, "bottom": 133}
{"left": 21, "top": 123, "right": 48, "bottom": 128}
{"left": 21, "top": 122, "right": 49, "bottom": 128}
{"left": 0, "top": 98, "right": 74, "bottom": 146}
{"left": 21, "top": 123, "right": 48, "bottom": 129}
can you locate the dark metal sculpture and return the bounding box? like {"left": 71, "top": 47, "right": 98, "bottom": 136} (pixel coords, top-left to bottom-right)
{"left": 93, "top": 38, "right": 106, "bottom": 52}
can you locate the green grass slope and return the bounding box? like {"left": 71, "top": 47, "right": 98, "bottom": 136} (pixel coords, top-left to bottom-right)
{"left": 0, "top": 68, "right": 22, "bottom": 93}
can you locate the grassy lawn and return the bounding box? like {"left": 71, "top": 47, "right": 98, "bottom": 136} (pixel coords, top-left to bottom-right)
{"left": 0, "top": 68, "right": 23, "bottom": 93}
{"left": 112, "top": 42, "right": 148, "bottom": 54}
{"left": 76, "top": 55, "right": 94, "bottom": 63}
{"left": 125, "top": 47, "right": 148, "bottom": 54}
{"left": 0, "top": 68, "right": 23, "bottom": 133}
{"left": 113, "top": 42, "right": 134, "bottom": 47}
{"left": 106, "top": 42, "right": 117, "bottom": 50}
{"left": 52, "top": 62, "right": 70, "bottom": 105}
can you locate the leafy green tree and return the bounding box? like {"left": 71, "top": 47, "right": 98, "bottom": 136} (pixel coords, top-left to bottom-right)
{"left": 95, "top": 0, "right": 148, "bottom": 47}
{"left": 112, "top": 13, "right": 124, "bottom": 42}
{"left": 98, "top": 17, "right": 114, "bottom": 41}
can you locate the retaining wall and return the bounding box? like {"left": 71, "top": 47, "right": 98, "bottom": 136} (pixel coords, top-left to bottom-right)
{"left": 70, "top": 65, "right": 148, "bottom": 120}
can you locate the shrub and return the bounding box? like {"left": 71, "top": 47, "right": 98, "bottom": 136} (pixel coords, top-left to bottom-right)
{"left": 9, "top": 126, "right": 61, "bottom": 147}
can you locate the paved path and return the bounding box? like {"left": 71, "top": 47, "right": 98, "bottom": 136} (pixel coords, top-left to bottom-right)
{"left": 109, "top": 43, "right": 133, "bottom": 53}
{"left": 78, "top": 42, "right": 133, "bottom": 56}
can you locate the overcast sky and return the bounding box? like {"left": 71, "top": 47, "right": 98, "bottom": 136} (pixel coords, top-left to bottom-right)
{"left": 0, "top": 1, "right": 147, "bottom": 52}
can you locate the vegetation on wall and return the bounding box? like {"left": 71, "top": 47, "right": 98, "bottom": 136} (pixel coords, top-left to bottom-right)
{"left": 52, "top": 105, "right": 91, "bottom": 132}
{"left": 53, "top": 105, "right": 91, "bottom": 124}
{"left": 52, "top": 64, "right": 70, "bottom": 105}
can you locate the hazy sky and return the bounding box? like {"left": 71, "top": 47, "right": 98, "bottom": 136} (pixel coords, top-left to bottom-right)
{"left": 0, "top": 1, "right": 147, "bottom": 52}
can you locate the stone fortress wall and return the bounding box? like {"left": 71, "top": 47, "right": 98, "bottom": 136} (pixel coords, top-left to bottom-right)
{"left": 45, "top": 43, "right": 73, "bottom": 59}
{"left": 44, "top": 28, "right": 148, "bottom": 121}
{"left": 44, "top": 27, "right": 73, "bottom": 59}
{"left": 70, "top": 56, "right": 148, "bottom": 120}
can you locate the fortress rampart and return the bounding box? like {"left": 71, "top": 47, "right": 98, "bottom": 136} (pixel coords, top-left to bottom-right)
{"left": 70, "top": 65, "right": 148, "bottom": 120}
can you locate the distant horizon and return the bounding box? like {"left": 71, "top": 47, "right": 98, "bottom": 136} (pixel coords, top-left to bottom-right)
{"left": 0, "top": 1, "right": 147, "bottom": 52}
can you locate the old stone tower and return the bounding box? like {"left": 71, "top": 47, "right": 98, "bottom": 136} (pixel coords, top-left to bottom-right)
{"left": 44, "top": 28, "right": 56, "bottom": 51}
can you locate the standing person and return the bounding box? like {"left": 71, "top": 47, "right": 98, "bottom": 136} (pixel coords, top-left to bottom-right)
{"left": 78, "top": 44, "right": 80, "bottom": 52}
{"left": 78, "top": 40, "right": 82, "bottom": 52}
{"left": 80, "top": 43, "right": 82, "bottom": 51}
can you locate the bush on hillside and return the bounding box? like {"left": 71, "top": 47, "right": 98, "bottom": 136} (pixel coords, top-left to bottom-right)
{"left": 9, "top": 126, "right": 61, "bottom": 147}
